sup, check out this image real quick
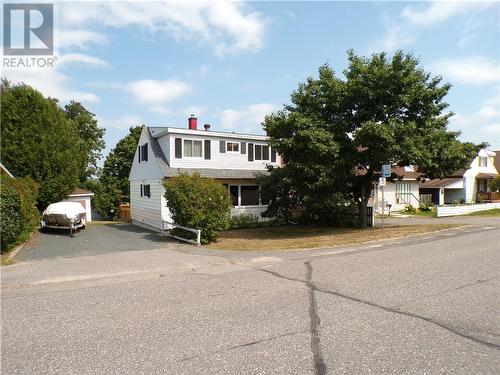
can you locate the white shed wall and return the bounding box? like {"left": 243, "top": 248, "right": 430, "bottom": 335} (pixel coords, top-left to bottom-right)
{"left": 63, "top": 196, "right": 93, "bottom": 222}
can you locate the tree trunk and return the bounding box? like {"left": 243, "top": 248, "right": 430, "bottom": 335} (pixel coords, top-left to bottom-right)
{"left": 358, "top": 184, "right": 370, "bottom": 228}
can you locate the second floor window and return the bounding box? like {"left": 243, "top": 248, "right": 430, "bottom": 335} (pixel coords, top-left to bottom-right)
{"left": 254, "top": 145, "right": 270, "bottom": 161}
{"left": 227, "top": 142, "right": 239, "bottom": 152}
{"left": 184, "top": 139, "right": 202, "bottom": 158}
{"left": 479, "top": 156, "right": 488, "bottom": 167}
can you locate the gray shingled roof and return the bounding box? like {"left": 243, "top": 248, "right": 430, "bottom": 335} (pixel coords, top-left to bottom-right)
{"left": 147, "top": 128, "right": 267, "bottom": 180}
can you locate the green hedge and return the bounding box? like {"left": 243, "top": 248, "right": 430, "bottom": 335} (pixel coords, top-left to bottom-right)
{"left": 164, "top": 173, "right": 231, "bottom": 244}
{"left": 0, "top": 177, "right": 39, "bottom": 253}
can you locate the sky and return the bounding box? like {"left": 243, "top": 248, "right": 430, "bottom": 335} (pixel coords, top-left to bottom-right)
{"left": 2, "top": 0, "right": 500, "bottom": 162}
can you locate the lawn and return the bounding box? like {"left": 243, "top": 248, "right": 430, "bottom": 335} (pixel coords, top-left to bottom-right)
{"left": 208, "top": 224, "right": 459, "bottom": 251}
{"left": 463, "top": 208, "right": 500, "bottom": 217}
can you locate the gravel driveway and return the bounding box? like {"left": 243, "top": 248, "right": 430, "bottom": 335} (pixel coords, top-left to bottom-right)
{"left": 16, "top": 223, "right": 177, "bottom": 262}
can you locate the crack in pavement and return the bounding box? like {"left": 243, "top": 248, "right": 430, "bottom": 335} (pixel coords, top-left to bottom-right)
{"left": 305, "top": 261, "right": 327, "bottom": 375}
{"left": 256, "top": 267, "right": 500, "bottom": 351}
{"left": 180, "top": 329, "right": 308, "bottom": 361}
{"left": 394, "top": 277, "right": 499, "bottom": 309}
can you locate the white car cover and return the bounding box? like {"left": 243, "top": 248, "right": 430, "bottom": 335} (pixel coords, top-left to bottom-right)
{"left": 43, "top": 202, "right": 86, "bottom": 219}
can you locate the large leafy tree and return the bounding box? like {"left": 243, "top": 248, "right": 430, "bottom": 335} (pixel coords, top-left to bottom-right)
{"left": 92, "top": 126, "right": 142, "bottom": 217}
{"left": 1, "top": 80, "right": 81, "bottom": 208}
{"left": 263, "top": 51, "right": 482, "bottom": 227}
{"left": 64, "top": 101, "right": 105, "bottom": 183}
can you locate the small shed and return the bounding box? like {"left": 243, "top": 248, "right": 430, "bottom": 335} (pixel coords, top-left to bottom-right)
{"left": 64, "top": 188, "right": 94, "bottom": 222}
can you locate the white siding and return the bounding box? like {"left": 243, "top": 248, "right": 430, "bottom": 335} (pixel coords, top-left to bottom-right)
{"left": 374, "top": 180, "right": 420, "bottom": 212}
{"left": 463, "top": 150, "right": 499, "bottom": 203}
{"left": 164, "top": 133, "right": 280, "bottom": 170}
{"left": 129, "top": 127, "right": 163, "bottom": 181}
{"left": 130, "top": 179, "right": 164, "bottom": 230}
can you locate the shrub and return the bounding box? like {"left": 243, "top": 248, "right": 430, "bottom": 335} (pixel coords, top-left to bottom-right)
{"left": 0, "top": 177, "right": 39, "bottom": 253}
{"left": 230, "top": 213, "right": 260, "bottom": 228}
{"left": 419, "top": 203, "right": 432, "bottom": 212}
{"left": 164, "top": 173, "right": 231, "bottom": 244}
{"left": 401, "top": 204, "right": 417, "bottom": 214}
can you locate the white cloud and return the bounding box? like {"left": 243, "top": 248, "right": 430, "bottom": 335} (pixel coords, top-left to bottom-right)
{"left": 125, "top": 79, "right": 191, "bottom": 106}
{"left": 2, "top": 52, "right": 110, "bottom": 103}
{"left": 449, "top": 90, "right": 500, "bottom": 146}
{"left": 2, "top": 58, "right": 101, "bottom": 102}
{"left": 58, "top": 53, "right": 110, "bottom": 67}
{"left": 98, "top": 115, "right": 144, "bottom": 130}
{"left": 219, "top": 103, "right": 278, "bottom": 133}
{"left": 401, "top": 1, "right": 477, "bottom": 27}
{"left": 372, "top": 1, "right": 494, "bottom": 53}
{"left": 430, "top": 56, "right": 500, "bottom": 85}
{"left": 59, "top": 0, "right": 266, "bottom": 56}
{"left": 457, "top": 19, "right": 481, "bottom": 49}
{"left": 58, "top": 30, "right": 108, "bottom": 49}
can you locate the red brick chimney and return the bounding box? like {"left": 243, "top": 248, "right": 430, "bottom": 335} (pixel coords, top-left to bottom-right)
{"left": 188, "top": 114, "right": 197, "bottom": 130}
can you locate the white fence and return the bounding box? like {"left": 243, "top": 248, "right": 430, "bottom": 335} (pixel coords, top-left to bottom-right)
{"left": 161, "top": 221, "right": 201, "bottom": 246}
{"left": 436, "top": 202, "right": 500, "bottom": 217}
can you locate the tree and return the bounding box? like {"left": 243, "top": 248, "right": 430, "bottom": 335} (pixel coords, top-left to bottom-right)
{"left": 64, "top": 101, "right": 105, "bottom": 183}
{"left": 489, "top": 176, "right": 500, "bottom": 192}
{"left": 92, "top": 126, "right": 142, "bottom": 218}
{"left": 1, "top": 80, "right": 81, "bottom": 209}
{"left": 262, "top": 51, "right": 482, "bottom": 227}
{"left": 164, "top": 173, "right": 231, "bottom": 243}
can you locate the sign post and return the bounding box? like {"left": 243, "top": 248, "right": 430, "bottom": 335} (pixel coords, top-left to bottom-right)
{"left": 379, "top": 177, "right": 386, "bottom": 229}
{"left": 381, "top": 165, "right": 391, "bottom": 229}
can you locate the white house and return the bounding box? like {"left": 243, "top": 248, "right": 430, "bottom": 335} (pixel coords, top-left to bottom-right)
{"left": 373, "top": 166, "right": 421, "bottom": 213}
{"left": 419, "top": 149, "right": 498, "bottom": 205}
{"left": 128, "top": 116, "right": 281, "bottom": 232}
{"left": 63, "top": 188, "right": 94, "bottom": 222}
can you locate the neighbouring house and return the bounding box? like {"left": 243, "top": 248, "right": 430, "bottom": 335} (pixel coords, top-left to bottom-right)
{"left": 419, "top": 149, "right": 499, "bottom": 205}
{"left": 63, "top": 188, "right": 94, "bottom": 222}
{"left": 128, "top": 116, "right": 281, "bottom": 232}
{"left": 373, "top": 166, "right": 420, "bottom": 213}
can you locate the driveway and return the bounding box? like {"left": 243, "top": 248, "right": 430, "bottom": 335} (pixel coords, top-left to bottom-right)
{"left": 16, "top": 223, "right": 178, "bottom": 262}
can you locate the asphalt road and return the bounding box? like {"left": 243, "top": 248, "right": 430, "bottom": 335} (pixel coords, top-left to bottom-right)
{"left": 2, "top": 220, "right": 499, "bottom": 374}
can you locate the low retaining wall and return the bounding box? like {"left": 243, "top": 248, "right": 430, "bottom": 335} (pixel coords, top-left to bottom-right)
{"left": 436, "top": 202, "right": 500, "bottom": 217}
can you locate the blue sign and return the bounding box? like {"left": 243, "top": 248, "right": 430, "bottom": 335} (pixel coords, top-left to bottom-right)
{"left": 382, "top": 164, "right": 391, "bottom": 178}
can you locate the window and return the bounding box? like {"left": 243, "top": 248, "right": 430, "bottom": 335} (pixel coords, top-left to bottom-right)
{"left": 477, "top": 179, "right": 488, "bottom": 192}
{"left": 262, "top": 145, "right": 270, "bottom": 160}
{"left": 140, "top": 184, "right": 151, "bottom": 198}
{"left": 241, "top": 186, "right": 260, "bottom": 206}
{"left": 227, "top": 142, "right": 239, "bottom": 152}
{"left": 183, "top": 139, "right": 202, "bottom": 158}
{"left": 396, "top": 182, "right": 412, "bottom": 204}
{"left": 254, "top": 145, "right": 269, "bottom": 161}
{"left": 479, "top": 156, "right": 488, "bottom": 167}
{"left": 255, "top": 145, "right": 262, "bottom": 160}
{"left": 227, "top": 185, "right": 261, "bottom": 206}
{"left": 138, "top": 143, "right": 148, "bottom": 162}
{"left": 229, "top": 186, "right": 239, "bottom": 206}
